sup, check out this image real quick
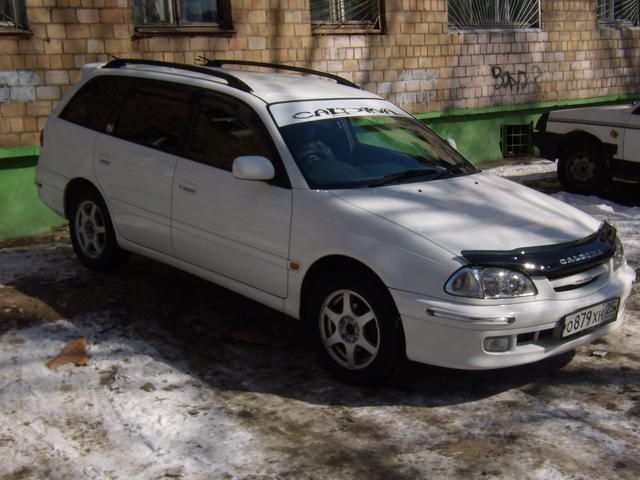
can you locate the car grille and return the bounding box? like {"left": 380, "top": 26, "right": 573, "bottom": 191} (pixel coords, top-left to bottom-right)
{"left": 548, "top": 263, "right": 608, "bottom": 294}
{"left": 553, "top": 274, "right": 602, "bottom": 292}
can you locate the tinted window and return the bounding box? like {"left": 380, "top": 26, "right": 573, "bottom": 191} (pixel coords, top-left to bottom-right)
{"left": 189, "top": 94, "right": 276, "bottom": 172}
{"left": 114, "top": 82, "right": 192, "bottom": 155}
{"left": 59, "top": 76, "right": 134, "bottom": 132}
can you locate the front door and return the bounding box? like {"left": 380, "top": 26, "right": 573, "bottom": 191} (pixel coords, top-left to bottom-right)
{"left": 171, "top": 92, "right": 292, "bottom": 298}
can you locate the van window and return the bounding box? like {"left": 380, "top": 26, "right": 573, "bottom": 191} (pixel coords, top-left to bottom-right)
{"left": 59, "top": 76, "right": 134, "bottom": 132}
{"left": 114, "top": 82, "right": 193, "bottom": 155}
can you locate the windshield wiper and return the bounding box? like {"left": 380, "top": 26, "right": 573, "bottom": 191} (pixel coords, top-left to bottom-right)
{"left": 368, "top": 168, "right": 437, "bottom": 187}
{"left": 428, "top": 161, "right": 471, "bottom": 181}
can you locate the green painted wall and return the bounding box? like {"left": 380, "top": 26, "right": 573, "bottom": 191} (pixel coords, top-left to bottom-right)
{"left": 426, "top": 113, "right": 540, "bottom": 164}
{"left": 418, "top": 92, "right": 640, "bottom": 164}
{"left": 0, "top": 156, "right": 66, "bottom": 242}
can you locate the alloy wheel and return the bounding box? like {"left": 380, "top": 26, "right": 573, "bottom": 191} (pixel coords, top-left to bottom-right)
{"left": 74, "top": 200, "right": 107, "bottom": 259}
{"left": 319, "top": 289, "right": 381, "bottom": 370}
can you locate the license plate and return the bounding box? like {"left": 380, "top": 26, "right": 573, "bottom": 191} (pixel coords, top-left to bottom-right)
{"left": 562, "top": 298, "right": 620, "bottom": 338}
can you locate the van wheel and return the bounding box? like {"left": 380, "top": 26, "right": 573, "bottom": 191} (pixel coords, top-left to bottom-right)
{"left": 558, "top": 144, "right": 610, "bottom": 194}
{"left": 307, "top": 272, "right": 403, "bottom": 385}
{"left": 69, "top": 187, "right": 129, "bottom": 272}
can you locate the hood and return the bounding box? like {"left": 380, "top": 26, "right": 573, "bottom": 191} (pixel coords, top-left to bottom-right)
{"left": 549, "top": 103, "right": 635, "bottom": 125}
{"left": 330, "top": 172, "right": 601, "bottom": 255}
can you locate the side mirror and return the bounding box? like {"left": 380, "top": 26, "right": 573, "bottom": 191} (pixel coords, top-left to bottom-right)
{"left": 232, "top": 156, "right": 275, "bottom": 181}
{"left": 447, "top": 138, "right": 458, "bottom": 150}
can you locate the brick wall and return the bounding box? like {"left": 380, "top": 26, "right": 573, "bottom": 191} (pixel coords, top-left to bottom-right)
{"left": 2, "top": 0, "right": 640, "bottom": 148}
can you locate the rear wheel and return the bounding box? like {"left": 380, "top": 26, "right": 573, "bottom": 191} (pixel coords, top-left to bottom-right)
{"left": 69, "top": 187, "right": 129, "bottom": 272}
{"left": 558, "top": 143, "right": 610, "bottom": 194}
{"left": 307, "top": 272, "right": 404, "bottom": 385}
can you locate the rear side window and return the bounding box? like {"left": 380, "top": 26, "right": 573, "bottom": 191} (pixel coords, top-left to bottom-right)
{"left": 114, "top": 82, "right": 193, "bottom": 155}
{"left": 59, "top": 76, "right": 133, "bottom": 132}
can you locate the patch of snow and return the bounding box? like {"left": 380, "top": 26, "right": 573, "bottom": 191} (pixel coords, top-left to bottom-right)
{"left": 0, "top": 315, "right": 269, "bottom": 478}
{"left": 485, "top": 159, "right": 557, "bottom": 179}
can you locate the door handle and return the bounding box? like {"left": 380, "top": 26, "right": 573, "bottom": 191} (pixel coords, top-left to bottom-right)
{"left": 98, "top": 155, "right": 112, "bottom": 165}
{"left": 178, "top": 182, "right": 197, "bottom": 193}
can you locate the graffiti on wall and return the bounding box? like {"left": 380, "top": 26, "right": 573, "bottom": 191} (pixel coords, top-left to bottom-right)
{"left": 490, "top": 65, "right": 543, "bottom": 92}
{"left": 0, "top": 71, "right": 38, "bottom": 103}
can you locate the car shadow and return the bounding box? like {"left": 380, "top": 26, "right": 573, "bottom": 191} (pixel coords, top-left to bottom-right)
{"left": 5, "top": 248, "right": 634, "bottom": 410}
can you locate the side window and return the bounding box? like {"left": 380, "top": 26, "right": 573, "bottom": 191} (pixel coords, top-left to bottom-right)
{"left": 190, "top": 95, "right": 275, "bottom": 172}
{"left": 114, "top": 82, "right": 192, "bottom": 155}
{"left": 59, "top": 76, "right": 134, "bottom": 132}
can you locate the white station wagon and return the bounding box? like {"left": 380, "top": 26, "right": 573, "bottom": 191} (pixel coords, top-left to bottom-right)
{"left": 36, "top": 59, "right": 635, "bottom": 383}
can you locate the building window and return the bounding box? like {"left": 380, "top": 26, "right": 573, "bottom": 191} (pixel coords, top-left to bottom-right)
{"left": 597, "top": 0, "right": 639, "bottom": 27}
{"left": 311, "top": 0, "right": 384, "bottom": 34}
{"left": 133, "top": 0, "right": 233, "bottom": 36}
{"left": 448, "top": 0, "right": 541, "bottom": 31}
{"left": 0, "top": 0, "right": 28, "bottom": 34}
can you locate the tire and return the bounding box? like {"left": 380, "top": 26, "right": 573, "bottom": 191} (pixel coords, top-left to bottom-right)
{"left": 68, "top": 186, "right": 129, "bottom": 272}
{"left": 307, "top": 271, "right": 404, "bottom": 385}
{"left": 558, "top": 143, "right": 611, "bottom": 195}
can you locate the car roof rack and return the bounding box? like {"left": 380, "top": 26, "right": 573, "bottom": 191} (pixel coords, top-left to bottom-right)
{"left": 102, "top": 58, "right": 253, "bottom": 93}
{"left": 198, "top": 57, "right": 361, "bottom": 90}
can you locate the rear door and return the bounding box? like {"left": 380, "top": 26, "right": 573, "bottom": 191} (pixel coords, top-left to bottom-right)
{"left": 94, "top": 79, "right": 193, "bottom": 255}
{"left": 171, "top": 91, "right": 292, "bottom": 298}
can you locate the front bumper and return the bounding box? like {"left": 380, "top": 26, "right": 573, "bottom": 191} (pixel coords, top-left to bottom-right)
{"left": 391, "top": 263, "right": 635, "bottom": 370}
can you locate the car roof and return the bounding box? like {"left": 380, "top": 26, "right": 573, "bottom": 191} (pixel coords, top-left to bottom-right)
{"left": 216, "top": 68, "right": 381, "bottom": 103}
{"left": 86, "top": 62, "right": 381, "bottom": 104}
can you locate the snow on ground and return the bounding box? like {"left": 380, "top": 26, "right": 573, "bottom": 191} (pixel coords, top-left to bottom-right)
{"left": 0, "top": 316, "right": 267, "bottom": 478}
{"left": 0, "top": 161, "right": 639, "bottom": 479}
{"left": 485, "top": 158, "right": 557, "bottom": 179}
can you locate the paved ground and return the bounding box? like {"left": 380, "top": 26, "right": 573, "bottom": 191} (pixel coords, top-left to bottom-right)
{"left": 0, "top": 161, "right": 639, "bottom": 479}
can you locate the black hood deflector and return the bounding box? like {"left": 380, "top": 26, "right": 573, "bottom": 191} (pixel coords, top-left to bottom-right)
{"left": 461, "top": 222, "right": 617, "bottom": 279}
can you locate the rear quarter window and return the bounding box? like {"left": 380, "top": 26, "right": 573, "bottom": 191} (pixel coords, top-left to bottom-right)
{"left": 59, "top": 76, "right": 134, "bottom": 132}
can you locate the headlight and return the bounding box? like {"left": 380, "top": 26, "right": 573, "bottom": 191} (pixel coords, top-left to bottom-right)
{"left": 445, "top": 266, "right": 537, "bottom": 299}
{"left": 613, "top": 236, "right": 625, "bottom": 271}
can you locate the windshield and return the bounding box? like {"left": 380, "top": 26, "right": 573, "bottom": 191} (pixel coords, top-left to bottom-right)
{"left": 278, "top": 115, "right": 477, "bottom": 189}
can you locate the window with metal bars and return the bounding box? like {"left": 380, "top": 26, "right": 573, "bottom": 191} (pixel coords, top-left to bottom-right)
{"left": 0, "top": 0, "right": 28, "bottom": 33}
{"left": 501, "top": 123, "right": 532, "bottom": 157}
{"left": 133, "top": 0, "right": 233, "bottom": 36}
{"left": 311, "top": 0, "right": 383, "bottom": 33}
{"left": 448, "top": 0, "right": 541, "bottom": 31}
{"left": 597, "top": 0, "right": 639, "bottom": 27}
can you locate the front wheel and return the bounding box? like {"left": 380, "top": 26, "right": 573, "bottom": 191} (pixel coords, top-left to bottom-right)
{"left": 69, "top": 187, "right": 129, "bottom": 272}
{"left": 558, "top": 143, "right": 610, "bottom": 195}
{"left": 308, "top": 272, "right": 404, "bottom": 385}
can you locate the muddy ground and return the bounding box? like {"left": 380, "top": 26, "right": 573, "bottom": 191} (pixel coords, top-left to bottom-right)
{"left": 0, "top": 163, "right": 639, "bottom": 479}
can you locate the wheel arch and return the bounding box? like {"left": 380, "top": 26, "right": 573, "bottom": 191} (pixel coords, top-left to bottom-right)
{"left": 557, "top": 130, "right": 617, "bottom": 160}
{"left": 63, "top": 178, "right": 103, "bottom": 220}
{"left": 299, "top": 254, "right": 399, "bottom": 320}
